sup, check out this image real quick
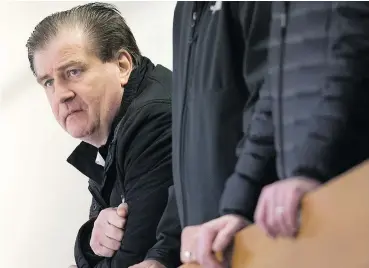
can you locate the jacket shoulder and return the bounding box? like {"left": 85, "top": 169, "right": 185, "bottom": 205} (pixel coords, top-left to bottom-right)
{"left": 133, "top": 64, "right": 172, "bottom": 109}
{"left": 112, "top": 64, "right": 172, "bottom": 152}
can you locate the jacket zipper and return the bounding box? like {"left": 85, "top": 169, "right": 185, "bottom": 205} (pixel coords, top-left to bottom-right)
{"left": 88, "top": 185, "right": 108, "bottom": 209}
{"left": 179, "top": 4, "right": 200, "bottom": 225}
{"left": 278, "top": 2, "right": 289, "bottom": 178}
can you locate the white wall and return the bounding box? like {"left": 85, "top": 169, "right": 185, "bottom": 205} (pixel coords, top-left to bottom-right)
{"left": 0, "top": 2, "right": 175, "bottom": 267}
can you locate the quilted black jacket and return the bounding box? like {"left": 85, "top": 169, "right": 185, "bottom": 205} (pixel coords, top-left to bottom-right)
{"left": 221, "top": 1, "right": 369, "bottom": 220}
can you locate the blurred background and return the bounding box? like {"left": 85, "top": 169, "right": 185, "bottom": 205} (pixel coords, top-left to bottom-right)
{"left": 0, "top": 1, "right": 175, "bottom": 267}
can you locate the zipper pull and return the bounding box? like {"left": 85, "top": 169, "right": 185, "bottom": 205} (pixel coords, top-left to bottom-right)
{"left": 280, "top": 13, "right": 286, "bottom": 29}
{"left": 191, "top": 12, "right": 197, "bottom": 27}
{"left": 281, "top": 2, "right": 289, "bottom": 30}
{"left": 189, "top": 11, "right": 198, "bottom": 43}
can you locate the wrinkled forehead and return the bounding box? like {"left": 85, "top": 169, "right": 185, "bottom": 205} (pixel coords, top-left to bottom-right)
{"left": 33, "top": 29, "right": 91, "bottom": 77}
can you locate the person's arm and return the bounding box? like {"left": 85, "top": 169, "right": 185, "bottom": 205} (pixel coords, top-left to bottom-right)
{"left": 75, "top": 102, "right": 174, "bottom": 268}
{"left": 219, "top": 81, "right": 276, "bottom": 221}
{"left": 144, "top": 186, "right": 182, "bottom": 268}
{"left": 290, "top": 2, "right": 369, "bottom": 181}
{"left": 220, "top": 1, "right": 277, "bottom": 221}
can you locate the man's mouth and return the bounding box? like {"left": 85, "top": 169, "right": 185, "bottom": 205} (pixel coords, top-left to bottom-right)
{"left": 66, "top": 110, "right": 82, "bottom": 122}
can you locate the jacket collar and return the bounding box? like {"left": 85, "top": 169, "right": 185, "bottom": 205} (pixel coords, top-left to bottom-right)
{"left": 66, "top": 57, "right": 154, "bottom": 183}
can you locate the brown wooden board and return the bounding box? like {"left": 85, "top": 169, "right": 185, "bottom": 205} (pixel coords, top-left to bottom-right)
{"left": 180, "top": 160, "right": 369, "bottom": 268}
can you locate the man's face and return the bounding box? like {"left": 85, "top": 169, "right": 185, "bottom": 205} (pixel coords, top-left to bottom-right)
{"left": 33, "top": 29, "right": 127, "bottom": 143}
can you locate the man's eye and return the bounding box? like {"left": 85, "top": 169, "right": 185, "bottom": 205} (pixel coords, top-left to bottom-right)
{"left": 67, "top": 69, "right": 81, "bottom": 77}
{"left": 44, "top": 79, "right": 54, "bottom": 87}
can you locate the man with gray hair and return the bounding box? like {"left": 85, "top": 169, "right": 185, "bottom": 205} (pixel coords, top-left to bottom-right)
{"left": 26, "top": 3, "right": 178, "bottom": 268}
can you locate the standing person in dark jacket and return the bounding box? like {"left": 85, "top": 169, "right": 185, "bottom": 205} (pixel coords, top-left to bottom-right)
{"left": 26, "top": 3, "right": 177, "bottom": 268}
{"left": 183, "top": 2, "right": 369, "bottom": 268}
{"left": 132, "top": 2, "right": 274, "bottom": 268}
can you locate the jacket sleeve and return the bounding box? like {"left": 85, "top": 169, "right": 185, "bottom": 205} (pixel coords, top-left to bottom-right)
{"left": 144, "top": 186, "right": 182, "bottom": 268}
{"left": 290, "top": 2, "right": 369, "bottom": 180}
{"left": 74, "top": 102, "right": 175, "bottom": 268}
{"left": 219, "top": 79, "right": 277, "bottom": 220}
{"left": 220, "top": 1, "right": 277, "bottom": 221}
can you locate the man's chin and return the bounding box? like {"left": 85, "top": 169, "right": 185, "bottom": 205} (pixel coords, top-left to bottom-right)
{"left": 67, "top": 131, "right": 86, "bottom": 139}
{"left": 65, "top": 126, "right": 90, "bottom": 140}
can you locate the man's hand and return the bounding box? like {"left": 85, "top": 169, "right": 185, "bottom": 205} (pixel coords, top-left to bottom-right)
{"left": 254, "top": 177, "right": 321, "bottom": 238}
{"left": 90, "top": 203, "right": 128, "bottom": 257}
{"left": 128, "top": 260, "right": 166, "bottom": 268}
{"left": 181, "top": 215, "right": 249, "bottom": 268}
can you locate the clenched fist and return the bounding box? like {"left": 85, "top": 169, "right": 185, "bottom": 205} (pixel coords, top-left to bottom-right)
{"left": 90, "top": 203, "right": 128, "bottom": 257}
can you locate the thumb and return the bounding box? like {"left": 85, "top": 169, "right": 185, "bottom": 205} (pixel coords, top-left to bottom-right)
{"left": 117, "top": 203, "right": 128, "bottom": 217}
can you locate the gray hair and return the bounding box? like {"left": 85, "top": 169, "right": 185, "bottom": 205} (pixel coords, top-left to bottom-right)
{"left": 26, "top": 2, "right": 142, "bottom": 74}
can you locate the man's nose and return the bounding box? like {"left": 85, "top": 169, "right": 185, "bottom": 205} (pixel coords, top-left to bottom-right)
{"left": 55, "top": 82, "right": 75, "bottom": 103}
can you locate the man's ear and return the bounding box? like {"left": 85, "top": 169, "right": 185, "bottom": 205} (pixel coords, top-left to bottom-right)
{"left": 116, "top": 49, "right": 133, "bottom": 87}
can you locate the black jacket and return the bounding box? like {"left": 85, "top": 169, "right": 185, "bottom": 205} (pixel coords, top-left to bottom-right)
{"left": 221, "top": 2, "right": 369, "bottom": 220}
{"left": 171, "top": 0, "right": 273, "bottom": 227}
{"left": 67, "top": 58, "right": 177, "bottom": 268}
{"left": 146, "top": 3, "right": 274, "bottom": 265}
